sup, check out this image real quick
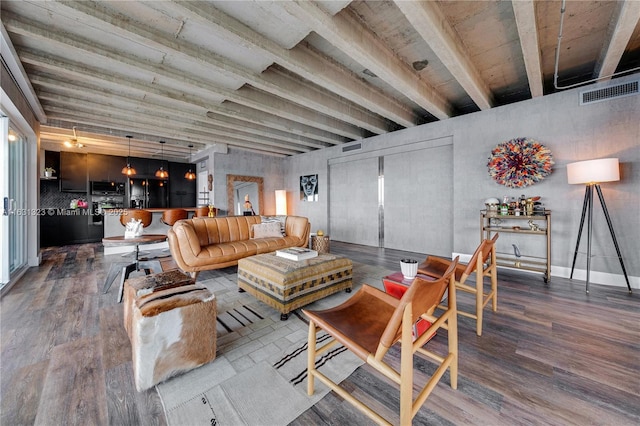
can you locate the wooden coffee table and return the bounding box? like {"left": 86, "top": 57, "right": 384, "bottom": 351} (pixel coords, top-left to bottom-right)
{"left": 102, "top": 234, "right": 167, "bottom": 303}
{"left": 237, "top": 252, "right": 353, "bottom": 320}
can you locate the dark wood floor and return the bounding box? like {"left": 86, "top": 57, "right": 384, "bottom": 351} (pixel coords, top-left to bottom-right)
{"left": 1, "top": 241, "right": 639, "bottom": 425}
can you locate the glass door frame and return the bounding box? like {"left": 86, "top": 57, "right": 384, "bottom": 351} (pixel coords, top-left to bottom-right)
{"left": 0, "top": 103, "right": 39, "bottom": 291}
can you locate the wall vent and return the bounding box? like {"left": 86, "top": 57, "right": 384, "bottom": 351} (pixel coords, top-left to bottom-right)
{"left": 342, "top": 143, "right": 362, "bottom": 152}
{"left": 580, "top": 80, "right": 638, "bottom": 105}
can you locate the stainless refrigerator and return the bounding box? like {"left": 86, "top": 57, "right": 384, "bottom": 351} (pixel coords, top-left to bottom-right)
{"left": 128, "top": 178, "right": 168, "bottom": 209}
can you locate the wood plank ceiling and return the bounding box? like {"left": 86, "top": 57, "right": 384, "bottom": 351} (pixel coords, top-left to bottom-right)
{"left": 2, "top": 0, "right": 639, "bottom": 161}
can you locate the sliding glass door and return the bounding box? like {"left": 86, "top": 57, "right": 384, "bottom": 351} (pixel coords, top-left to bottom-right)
{"left": 0, "top": 115, "right": 28, "bottom": 287}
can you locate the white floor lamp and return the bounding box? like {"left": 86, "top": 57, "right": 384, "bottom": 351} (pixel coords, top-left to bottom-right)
{"left": 567, "top": 158, "right": 631, "bottom": 294}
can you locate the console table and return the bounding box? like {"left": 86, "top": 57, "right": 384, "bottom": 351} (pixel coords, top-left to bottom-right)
{"left": 480, "top": 210, "right": 551, "bottom": 283}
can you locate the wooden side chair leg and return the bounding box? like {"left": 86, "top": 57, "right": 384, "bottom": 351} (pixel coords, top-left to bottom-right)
{"left": 307, "top": 320, "right": 317, "bottom": 396}
{"left": 491, "top": 266, "right": 498, "bottom": 312}
{"left": 448, "top": 280, "right": 458, "bottom": 389}
{"left": 400, "top": 308, "right": 414, "bottom": 426}
{"left": 475, "top": 259, "right": 484, "bottom": 336}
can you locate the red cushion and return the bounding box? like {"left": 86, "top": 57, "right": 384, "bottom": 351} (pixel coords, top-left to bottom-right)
{"left": 382, "top": 273, "right": 437, "bottom": 343}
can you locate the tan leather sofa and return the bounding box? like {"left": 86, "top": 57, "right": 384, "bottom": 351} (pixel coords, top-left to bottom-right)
{"left": 167, "top": 215, "right": 310, "bottom": 278}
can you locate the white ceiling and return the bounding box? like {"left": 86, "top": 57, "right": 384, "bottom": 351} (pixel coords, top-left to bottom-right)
{"left": 2, "top": 0, "right": 639, "bottom": 161}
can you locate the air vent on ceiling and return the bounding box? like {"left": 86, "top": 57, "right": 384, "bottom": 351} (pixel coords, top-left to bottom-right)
{"left": 580, "top": 80, "right": 638, "bottom": 105}
{"left": 342, "top": 143, "right": 362, "bottom": 152}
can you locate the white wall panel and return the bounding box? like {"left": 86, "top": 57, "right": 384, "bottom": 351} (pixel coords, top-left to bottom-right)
{"left": 384, "top": 142, "right": 453, "bottom": 255}
{"left": 329, "top": 157, "right": 379, "bottom": 246}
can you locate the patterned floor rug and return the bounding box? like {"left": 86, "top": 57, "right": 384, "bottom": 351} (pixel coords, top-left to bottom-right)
{"left": 156, "top": 262, "right": 391, "bottom": 426}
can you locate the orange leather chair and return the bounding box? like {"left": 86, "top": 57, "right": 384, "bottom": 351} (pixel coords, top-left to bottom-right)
{"left": 303, "top": 258, "right": 459, "bottom": 425}
{"left": 418, "top": 234, "right": 499, "bottom": 336}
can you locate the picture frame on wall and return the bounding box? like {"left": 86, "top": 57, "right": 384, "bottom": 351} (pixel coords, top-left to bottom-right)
{"left": 300, "top": 174, "right": 318, "bottom": 202}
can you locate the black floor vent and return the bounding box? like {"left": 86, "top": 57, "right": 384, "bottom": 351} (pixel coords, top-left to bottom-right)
{"left": 342, "top": 143, "right": 361, "bottom": 152}
{"left": 580, "top": 80, "right": 638, "bottom": 105}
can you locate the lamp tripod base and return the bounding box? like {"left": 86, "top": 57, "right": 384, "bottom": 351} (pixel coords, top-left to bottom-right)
{"left": 569, "top": 184, "right": 631, "bottom": 294}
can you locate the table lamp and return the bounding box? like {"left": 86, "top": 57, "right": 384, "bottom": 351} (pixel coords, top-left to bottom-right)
{"left": 567, "top": 158, "right": 630, "bottom": 293}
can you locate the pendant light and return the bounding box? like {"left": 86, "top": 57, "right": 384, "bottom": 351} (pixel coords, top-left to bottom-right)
{"left": 121, "top": 135, "right": 137, "bottom": 175}
{"left": 184, "top": 144, "right": 196, "bottom": 180}
{"left": 155, "top": 140, "right": 169, "bottom": 178}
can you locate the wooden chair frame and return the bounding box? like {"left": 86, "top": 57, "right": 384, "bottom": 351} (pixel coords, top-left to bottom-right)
{"left": 419, "top": 234, "right": 498, "bottom": 336}
{"left": 303, "top": 258, "right": 459, "bottom": 425}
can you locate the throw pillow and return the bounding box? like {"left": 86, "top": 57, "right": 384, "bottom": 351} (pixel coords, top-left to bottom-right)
{"left": 252, "top": 222, "right": 284, "bottom": 239}
{"left": 260, "top": 215, "right": 286, "bottom": 236}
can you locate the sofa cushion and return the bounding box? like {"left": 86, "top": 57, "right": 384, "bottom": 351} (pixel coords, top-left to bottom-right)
{"left": 252, "top": 222, "right": 283, "bottom": 238}
{"left": 260, "top": 215, "right": 286, "bottom": 235}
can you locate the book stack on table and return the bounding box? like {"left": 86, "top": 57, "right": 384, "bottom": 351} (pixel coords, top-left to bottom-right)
{"left": 275, "top": 247, "right": 318, "bottom": 261}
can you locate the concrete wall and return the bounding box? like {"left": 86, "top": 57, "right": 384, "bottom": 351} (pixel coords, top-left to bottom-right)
{"left": 284, "top": 75, "right": 640, "bottom": 289}
{"left": 211, "top": 147, "right": 284, "bottom": 216}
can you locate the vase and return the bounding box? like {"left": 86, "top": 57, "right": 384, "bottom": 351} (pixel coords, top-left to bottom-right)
{"left": 400, "top": 259, "right": 418, "bottom": 280}
{"left": 44, "top": 171, "right": 52, "bottom": 178}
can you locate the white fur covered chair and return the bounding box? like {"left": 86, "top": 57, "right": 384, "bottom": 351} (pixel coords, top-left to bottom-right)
{"left": 124, "top": 270, "right": 217, "bottom": 391}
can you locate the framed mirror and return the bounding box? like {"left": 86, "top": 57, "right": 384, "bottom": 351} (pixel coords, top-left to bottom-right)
{"left": 227, "top": 174, "right": 263, "bottom": 216}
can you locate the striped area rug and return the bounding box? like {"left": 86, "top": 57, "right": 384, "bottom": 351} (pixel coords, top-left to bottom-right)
{"left": 215, "top": 304, "right": 265, "bottom": 336}
{"left": 158, "top": 318, "right": 363, "bottom": 426}
{"left": 156, "top": 261, "right": 389, "bottom": 425}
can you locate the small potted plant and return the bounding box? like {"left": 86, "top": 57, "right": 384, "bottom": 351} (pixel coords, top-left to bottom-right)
{"left": 44, "top": 167, "right": 56, "bottom": 178}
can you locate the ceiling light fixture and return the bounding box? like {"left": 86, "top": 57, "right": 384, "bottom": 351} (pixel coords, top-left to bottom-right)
{"left": 155, "top": 140, "right": 169, "bottom": 178}
{"left": 121, "top": 135, "right": 137, "bottom": 175}
{"left": 184, "top": 144, "right": 196, "bottom": 180}
{"left": 64, "top": 126, "right": 84, "bottom": 148}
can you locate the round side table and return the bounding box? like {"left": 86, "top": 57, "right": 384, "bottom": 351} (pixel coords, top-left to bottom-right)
{"left": 311, "top": 235, "right": 330, "bottom": 254}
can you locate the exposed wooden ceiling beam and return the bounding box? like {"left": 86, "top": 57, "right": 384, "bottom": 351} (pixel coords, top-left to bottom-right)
{"left": 5, "top": 14, "right": 364, "bottom": 141}
{"left": 39, "top": 127, "right": 194, "bottom": 161}
{"left": 19, "top": 47, "right": 363, "bottom": 142}
{"left": 37, "top": 3, "right": 376, "bottom": 136}
{"left": 512, "top": 0, "right": 544, "bottom": 97}
{"left": 208, "top": 103, "right": 348, "bottom": 146}
{"left": 37, "top": 93, "right": 315, "bottom": 153}
{"left": 394, "top": 0, "right": 494, "bottom": 109}
{"left": 594, "top": 0, "right": 640, "bottom": 79}
{"left": 172, "top": 0, "right": 418, "bottom": 128}
{"left": 42, "top": 108, "right": 300, "bottom": 157}
{"left": 281, "top": 1, "right": 452, "bottom": 120}
{"left": 29, "top": 73, "right": 337, "bottom": 148}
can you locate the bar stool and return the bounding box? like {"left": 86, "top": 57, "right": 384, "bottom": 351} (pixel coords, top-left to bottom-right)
{"left": 193, "top": 206, "right": 216, "bottom": 218}
{"left": 160, "top": 208, "right": 188, "bottom": 225}
{"left": 120, "top": 209, "right": 154, "bottom": 258}
{"left": 102, "top": 209, "right": 164, "bottom": 302}
{"left": 157, "top": 209, "right": 188, "bottom": 256}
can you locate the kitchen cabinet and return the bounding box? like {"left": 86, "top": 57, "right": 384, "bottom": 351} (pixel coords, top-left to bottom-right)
{"left": 480, "top": 210, "right": 551, "bottom": 283}
{"left": 168, "top": 162, "right": 197, "bottom": 207}
{"left": 40, "top": 214, "right": 59, "bottom": 247}
{"left": 59, "top": 151, "right": 88, "bottom": 192}
{"left": 88, "top": 153, "right": 126, "bottom": 183}
{"left": 40, "top": 211, "right": 102, "bottom": 247}
{"left": 44, "top": 151, "right": 60, "bottom": 178}
{"left": 147, "top": 159, "right": 164, "bottom": 177}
